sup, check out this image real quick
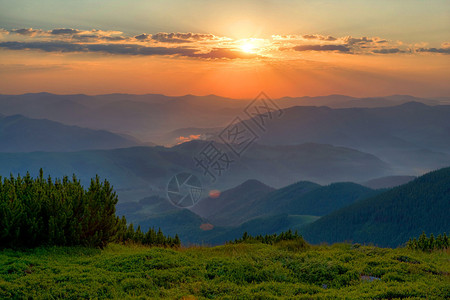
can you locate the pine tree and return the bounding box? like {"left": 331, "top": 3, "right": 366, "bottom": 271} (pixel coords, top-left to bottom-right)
{"left": 443, "top": 233, "right": 449, "bottom": 249}
{"left": 174, "top": 234, "right": 181, "bottom": 247}
{"left": 429, "top": 233, "right": 435, "bottom": 250}
{"left": 435, "top": 234, "right": 443, "bottom": 250}
{"left": 156, "top": 228, "right": 165, "bottom": 245}
{"left": 418, "top": 232, "right": 428, "bottom": 251}
{"left": 0, "top": 171, "right": 180, "bottom": 249}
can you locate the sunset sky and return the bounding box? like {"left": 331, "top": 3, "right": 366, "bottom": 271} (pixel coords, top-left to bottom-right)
{"left": 0, "top": 0, "right": 449, "bottom": 98}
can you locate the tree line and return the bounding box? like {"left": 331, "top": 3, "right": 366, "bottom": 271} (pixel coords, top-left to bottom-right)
{"left": 229, "top": 229, "right": 308, "bottom": 246}
{"left": 0, "top": 170, "right": 179, "bottom": 248}
{"left": 407, "top": 232, "right": 449, "bottom": 251}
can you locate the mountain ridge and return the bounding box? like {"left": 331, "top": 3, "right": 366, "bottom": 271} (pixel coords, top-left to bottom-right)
{"left": 0, "top": 114, "right": 141, "bottom": 152}
{"left": 301, "top": 166, "right": 450, "bottom": 247}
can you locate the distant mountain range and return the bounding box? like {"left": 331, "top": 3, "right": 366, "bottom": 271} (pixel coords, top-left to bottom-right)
{"left": 1, "top": 93, "right": 449, "bottom": 177}
{"left": 0, "top": 140, "right": 390, "bottom": 202}
{"left": 243, "top": 102, "right": 450, "bottom": 175}
{"left": 117, "top": 166, "right": 449, "bottom": 246}
{"left": 0, "top": 93, "right": 449, "bottom": 246}
{"left": 0, "top": 114, "right": 141, "bottom": 152}
{"left": 253, "top": 102, "right": 450, "bottom": 151}
{"left": 1, "top": 93, "right": 449, "bottom": 145}
{"left": 0, "top": 93, "right": 247, "bottom": 143}
{"left": 276, "top": 94, "right": 450, "bottom": 109}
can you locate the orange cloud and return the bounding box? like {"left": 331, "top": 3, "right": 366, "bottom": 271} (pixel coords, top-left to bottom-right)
{"left": 0, "top": 28, "right": 449, "bottom": 97}
{"left": 2, "top": 27, "right": 448, "bottom": 59}
{"left": 176, "top": 135, "right": 202, "bottom": 144}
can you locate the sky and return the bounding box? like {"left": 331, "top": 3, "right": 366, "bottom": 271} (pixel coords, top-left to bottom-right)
{"left": 0, "top": 0, "right": 449, "bottom": 98}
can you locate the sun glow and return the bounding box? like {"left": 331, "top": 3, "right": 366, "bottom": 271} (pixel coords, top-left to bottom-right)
{"left": 240, "top": 41, "right": 257, "bottom": 53}
{"left": 239, "top": 38, "right": 264, "bottom": 53}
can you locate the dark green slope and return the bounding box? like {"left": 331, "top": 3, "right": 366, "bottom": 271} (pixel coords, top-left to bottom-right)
{"left": 241, "top": 181, "right": 320, "bottom": 219}
{"left": 302, "top": 167, "right": 450, "bottom": 247}
{"left": 243, "top": 181, "right": 381, "bottom": 221}
{"left": 284, "top": 182, "right": 382, "bottom": 215}
{"left": 191, "top": 179, "right": 276, "bottom": 226}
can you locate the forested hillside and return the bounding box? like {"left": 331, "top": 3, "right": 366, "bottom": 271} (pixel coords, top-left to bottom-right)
{"left": 302, "top": 167, "right": 450, "bottom": 247}
{"left": 243, "top": 182, "right": 382, "bottom": 220}
{"left": 0, "top": 171, "right": 178, "bottom": 248}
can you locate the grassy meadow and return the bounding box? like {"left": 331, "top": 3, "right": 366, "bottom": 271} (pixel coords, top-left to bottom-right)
{"left": 1, "top": 241, "right": 449, "bottom": 299}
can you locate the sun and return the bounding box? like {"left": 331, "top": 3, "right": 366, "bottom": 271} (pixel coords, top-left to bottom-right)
{"left": 238, "top": 38, "right": 267, "bottom": 54}
{"left": 240, "top": 40, "right": 257, "bottom": 53}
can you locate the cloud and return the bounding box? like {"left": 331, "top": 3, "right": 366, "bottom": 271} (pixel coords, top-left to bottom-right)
{"left": 0, "top": 41, "right": 256, "bottom": 59}
{"left": 415, "top": 47, "right": 450, "bottom": 54}
{"left": 10, "top": 28, "right": 43, "bottom": 36}
{"left": 271, "top": 35, "right": 298, "bottom": 40}
{"left": 302, "top": 34, "right": 337, "bottom": 41}
{"left": 176, "top": 134, "right": 202, "bottom": 144}
{"left": 135, "top": 33, "right": 150, "bottom": 41}
{"left": 0, "top": 41, "right": 85, "bottom": 52}
{"left": 1, "top": 27, "right": 448, "bottom": 58}
{"left": 151, "top": 32, "right": 217, "bottom": 43}
{"left": 3, "top": 28, "right": 125, "bottom": 41}
{"left": 372, "top": 48, "right": 404, "bottom": 54}
{"left": 343, "top": 36, "right": 372, "bottom": 45}
{"left": 51, "top": 28, "right": 81, "bottom": 35}
{"left": 0, "top": 28, "right": 8, "bottom": 38}
{"left": 0, "top": 41, "right": 193, "bottom": 55}
{"left": 102, "top": 36, "right": 127, "bottom": 41}
{"left": 293, "top": 44, "right": 350, "bottom": 52}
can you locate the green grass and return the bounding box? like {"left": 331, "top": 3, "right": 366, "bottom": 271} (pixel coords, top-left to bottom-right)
{"left": 0, "top": 242, "right": 449, "bottom": 299}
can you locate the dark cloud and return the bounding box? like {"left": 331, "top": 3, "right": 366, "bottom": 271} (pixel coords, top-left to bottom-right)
{"left": 152, "top": 32, "right": 215, "bottom": 43}
{"left": 372, "top": 48, "right": 404, "bottom": 54}
{"left": 102, "top": 36, "right": 127, "bottom": 41}
{"left": 0, "top": 41, "right": 253, "bottom": 59}
{"left": 71, "top": 34, "right": 98, "bottom": 41}
{"left": 0, "top": 41, "right": 191, "bottom": 55}
{"left": 86, "top": 43, "right": 199, "bottom": 56}
{"left": 302, "top": 34, "right": 337, "bottom": 41}
{"left": 416, "top": 47, "right": 450, "bottom": 54}
{"left": 293, "top": 44, "right": 350, "bottom": 52}
{"left": 344, "top": 36, "right": 372, "bottom": 45}
{"left": 70, "top": 34, "right": 127, "bottom": 42}
{"left": 51, "top": 28, "right": 80, "bottom": 35}
{"left": 0, "top": 41, "right": 85, "bottom": 52}
{"left": 10, "top": 28, "right": 42, "bottom": 35}
{"left": 135, "top": 33, "right": 150, "bottom": 40}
